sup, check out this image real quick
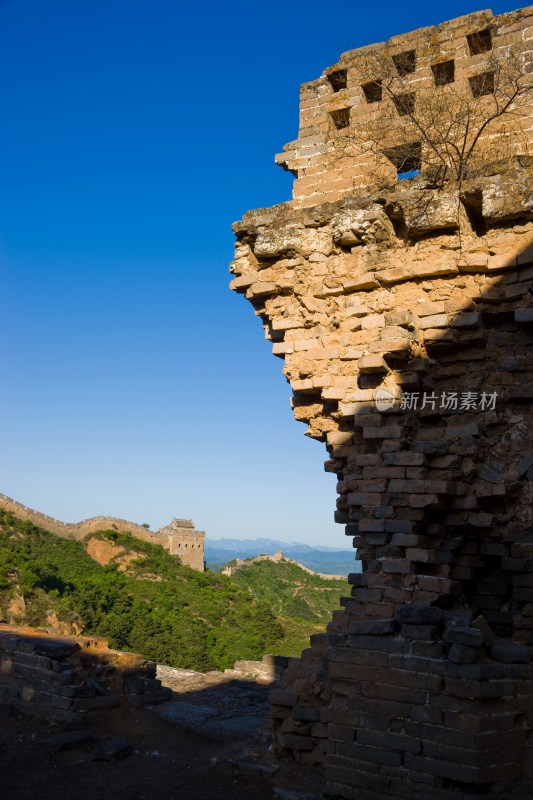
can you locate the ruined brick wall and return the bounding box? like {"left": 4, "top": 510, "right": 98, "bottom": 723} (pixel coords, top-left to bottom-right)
{"left": 0, "top": 625, "right": 170, "bottom": 722}
{"left": 277, "top": 7, "right": 533, "bottom": 207}
{"left": 0, "top": 494, "right": 205, "bottom": 571}
{"left": 231, "top": 9, "right": 533, "bottom": 798}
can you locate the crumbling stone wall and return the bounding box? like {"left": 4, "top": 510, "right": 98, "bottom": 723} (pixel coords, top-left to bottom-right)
{"left": 277, "top": 7, "right": 533, "bottom": 207}
{"left": 0, "top": 625, "right": 170, "bottom": 723}
{"left": 231, "top": 9, "right": 533, "bottom": 798}
{"left": 0, "top": 494, "right": 205, "bottom": 571}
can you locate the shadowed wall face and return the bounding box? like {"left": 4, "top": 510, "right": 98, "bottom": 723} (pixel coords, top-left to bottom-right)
{"left": 231, "top": 9, "right": 533, "bottom": 798}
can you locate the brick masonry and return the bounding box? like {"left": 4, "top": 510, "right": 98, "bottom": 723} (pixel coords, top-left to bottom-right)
{"left": 0, "top": 625, "right": 171, "bottom": 723}
{"left": 276, "top": 6, "right": 533, "bottom": 208}
{"left": 231, "top": 8, "right": 533, "bottom": 798}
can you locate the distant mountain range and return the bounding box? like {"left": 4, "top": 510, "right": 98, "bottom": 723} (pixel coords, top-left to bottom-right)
{"left": 204, "top": 537, "right": 360, "bottom": 576}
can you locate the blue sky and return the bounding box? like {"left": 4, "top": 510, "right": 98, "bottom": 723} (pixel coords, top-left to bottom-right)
{"left": 0, "top": 0, "right": 521, "bottom": 545}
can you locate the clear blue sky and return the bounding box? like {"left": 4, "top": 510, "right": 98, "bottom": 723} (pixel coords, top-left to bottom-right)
{"left": 0, "top": 0, "right": 521, "bottom": 545}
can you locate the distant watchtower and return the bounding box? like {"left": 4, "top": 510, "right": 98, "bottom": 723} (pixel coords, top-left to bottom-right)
{"left": 158, "top": 519, "right": 205, "bottom": 571}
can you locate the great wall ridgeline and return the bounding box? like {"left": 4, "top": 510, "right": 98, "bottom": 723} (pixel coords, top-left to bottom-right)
{"left": 0, "top": 493, "right": 205, "bottom": 572}
{"left": 221, "top": 551, "right": 345, "bottom": 580}
{"left": 232, "top": 7, "right": 533, "bottom": 799}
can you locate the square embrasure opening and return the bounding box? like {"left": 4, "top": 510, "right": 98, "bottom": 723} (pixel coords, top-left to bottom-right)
{"left": 469, "top": 71, "right": 494, "bottom": 97}
{"left": 383, "top": 141, "right": 421, "bottom": 178}
{"left": 467, "top": 28, "right": 493, "bottom": 55}
{"left": 327, "top": 69, "right": 348, "bottom": 92}
{"left": 330, "top": 107, "right": 350, "bottom": 129}
{"left": 432, "top": 60, "right": 455, "bottom": 86}
{"left": 393, "top": 92, "right": 415, "bottom": 116}
{"left": 362, "top": 80, "right": 382, "bottom": 103}
{"left": 392, "top": 50, "right": 416, "bottom": 76}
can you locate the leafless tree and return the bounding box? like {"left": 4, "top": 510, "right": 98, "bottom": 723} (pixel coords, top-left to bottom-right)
{"left": 335, "top": 46, "right": 533, "bottom": 189}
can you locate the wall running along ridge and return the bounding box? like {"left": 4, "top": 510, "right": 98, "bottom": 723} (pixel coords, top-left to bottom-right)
{"left": 0, "top": 493, "right": 205, "bottom": 572}
{"left": 231, "top": 7, "right": 533, "bottom": 799}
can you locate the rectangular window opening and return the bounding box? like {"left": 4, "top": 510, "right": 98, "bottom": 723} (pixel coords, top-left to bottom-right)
{"left": 398, "top": 169, "right": 422, "bottom": 180}
{"left": 432, "top": 60, "right": 455, "bottom": 86}
{"left": 469, "top": 71, "right": 495, "bottom": 98}
{"left": 362, "top": 80, "right": 382, "bottom": 103}
{"left": 467, "top": 28, "right": 493, "bottom": 55}
{"left": 393, "top": 92, "right": 416, "bottom": 116}
{"left": 330, "top": 107, "right": 350, "bottom": 130}
{"left": 392, "top": 50, "right": 416, "bottom": 76}
{"left": 383, "top": 141, "right": 421, "bottom": 179}
{"left": 327, "top": 69, "right": 348, "bottom": 92}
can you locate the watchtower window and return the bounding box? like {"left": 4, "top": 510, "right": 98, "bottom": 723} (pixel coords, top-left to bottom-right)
{"left": 383, "top": 141, "right": 421, "bottom": 179}
{"left": 469, "top": 71, "right": 494, "bottom": 98}
{"left": 467, "top": 28, "right": 492, "bottom": 55}
{"left": 362, "top": 80, "right": 382, "bottom": 103}
{"left": 392, "top": 50, "right": 416, "bottom": 76}
{"left": 330, "top": 107, "right": 350, "bottom": 129}
{"left": 393, "top": 92, "right": 415, "bottom": 116}
{"left": 327, "top": 69, "right": 347, "bottom": 92}
{"left": 432, "top": 60, "right": 455, "bottom": 86}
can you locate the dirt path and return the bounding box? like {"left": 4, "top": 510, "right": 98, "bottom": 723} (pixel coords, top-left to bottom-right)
{"left": 0, "top": 701, "right": 274, "bottom": 800}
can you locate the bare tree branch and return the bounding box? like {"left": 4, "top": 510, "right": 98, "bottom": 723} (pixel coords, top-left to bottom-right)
{"left": 337, "top": 47, "right": 533, "bottom": 188}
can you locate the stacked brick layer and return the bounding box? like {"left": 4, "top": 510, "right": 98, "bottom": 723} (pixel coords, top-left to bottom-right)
{"left": 0, "top": 626, "right": 171, "bottom": 722}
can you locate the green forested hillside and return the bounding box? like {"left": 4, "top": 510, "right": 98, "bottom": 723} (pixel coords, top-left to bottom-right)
{"left": 227, "top": 559, "right": 347, "bottom": 654}
{"left": 0, "top": 511, "right": 347, "bottom": 668}
{"left": 0, "top": 510, "right": 283, "bottom": 671}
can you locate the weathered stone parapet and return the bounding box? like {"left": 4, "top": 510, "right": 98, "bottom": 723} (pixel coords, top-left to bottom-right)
{"left": 0, "top": 625, "right": 171, "bottom": 722}
{"left": 232, "top": 12, "right": 533, "bottom": 791}
{"left": 224, "top": 653, "right": 289, "bottom": 683}
{"left": 276, "top": 6, "right": 533, "bottom": 207}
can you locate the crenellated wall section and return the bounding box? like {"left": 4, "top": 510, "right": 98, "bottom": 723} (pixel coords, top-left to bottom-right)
{"left": 277, "top": 6, "right": 533, "bottom": 208}
{"left": 0, "top": 494, "right": 205, "bottom": 571}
